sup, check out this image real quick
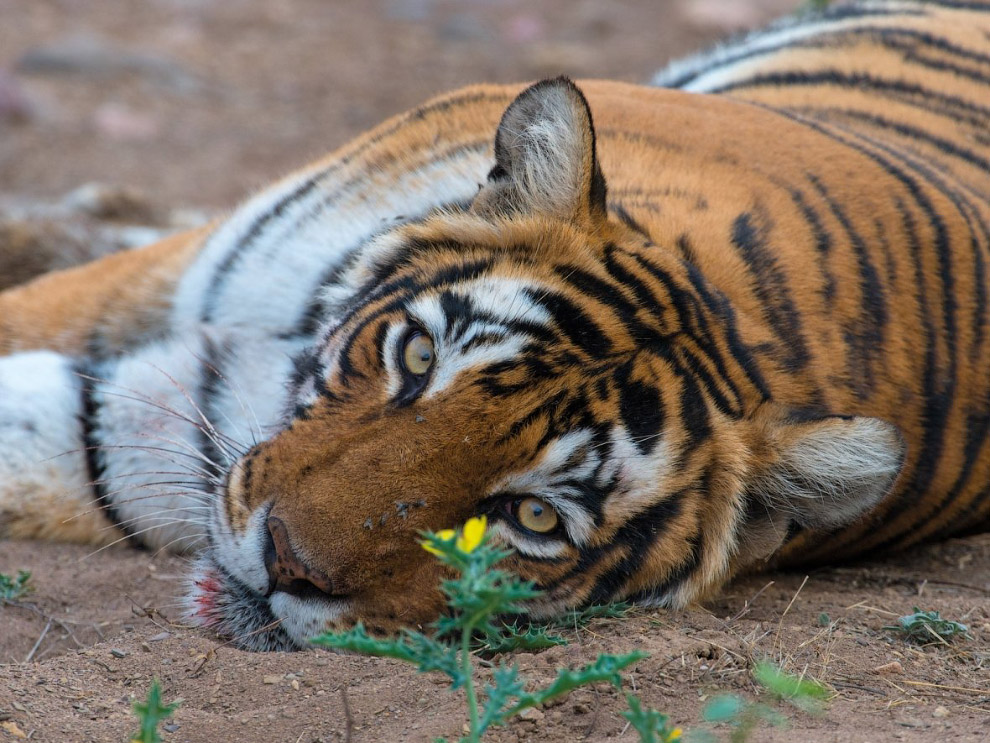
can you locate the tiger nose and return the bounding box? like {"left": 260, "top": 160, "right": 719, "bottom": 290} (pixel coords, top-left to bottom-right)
{"left": 264, "top": 516, "right": 338, "bottom": 599}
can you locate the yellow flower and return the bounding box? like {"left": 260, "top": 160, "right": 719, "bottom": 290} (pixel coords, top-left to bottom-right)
{"left": 422, "top": 528, "right": 456, "bottom": 556}
{"left": 666, "top": 728, "right": 682, "bottom": 742}
{"left": 456, "top": 515, "right": 487, "bottom": 553}
{"left": 421, "top": 517, "right": 487, "bottom": 556}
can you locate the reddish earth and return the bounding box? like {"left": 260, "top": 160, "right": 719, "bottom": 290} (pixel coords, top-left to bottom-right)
{"left": 1, "top": 1, "right": 988, "bottom": 741}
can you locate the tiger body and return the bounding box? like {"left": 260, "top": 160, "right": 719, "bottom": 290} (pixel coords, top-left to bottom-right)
{"left": 0, "top": 1, "right": 987, "bottom": 650}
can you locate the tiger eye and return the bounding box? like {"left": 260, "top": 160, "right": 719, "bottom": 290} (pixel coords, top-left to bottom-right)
{"left": 516, "top": 497, "right": 558, "bottom": 534}
{"left": 402, "top": 332, "right": 435, "bottom": 376}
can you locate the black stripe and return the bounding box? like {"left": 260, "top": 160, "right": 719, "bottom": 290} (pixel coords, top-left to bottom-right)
{"left": 577, "top": 489, "right": 691, "bottom": 605}
{"left": 614, "top": 361, "right": 664, "bottom": 455}
{"left": 711, "top": 70, "right": 990, "bottom": 128}
{"left": 196, "top": 337, "right": 231, "bottom": 486}
{"left": 525, "top": 289, "right": 614, "bottom": 360}
{"left": 200, "top": 172, "right": 323, "bottom": 324}
{"left": 76, "top": 364, "right": 137, "bottom": 542}
{"left": 806, "top": 173, "right": 888, "bottom": 401}
{"left": 657, "top": 6, "right": 925, "bottom": 89}
{"left": 778, "top": 182, "right": 837, "bottom": 305}
{"left": 816, "top": 108, "right": 990, "bottom": 173}
{"left": 730, "top": 210, "right": 811, "bottom": 372}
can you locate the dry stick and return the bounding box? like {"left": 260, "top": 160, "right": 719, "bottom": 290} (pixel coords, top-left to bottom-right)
{"left": 903, "top": 680, "right": 988, "bottom": 695}
{"left": 729, "top": 580, "right": 775, "bottom": 623}
{"left": 4, "top": 599, "right": 86, "bottom": 648}
{"left": 24, "top": 618, "right": 53, "bottom": 663}
{"left": 773, "top": 575, "right": 808, "bottom": 659}
{"left": 341, "top": 685, "right": 354, "bottom": 743}
{"left": 843, "top": 601, "right": 899, "bottom": 616}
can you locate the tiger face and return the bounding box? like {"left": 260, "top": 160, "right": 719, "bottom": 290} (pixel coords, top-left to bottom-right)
{"left": 188, "top": 79, "right": 904, "bottom": 650}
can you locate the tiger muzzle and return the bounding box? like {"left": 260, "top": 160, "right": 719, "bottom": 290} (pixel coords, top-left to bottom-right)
{"left": 264, "top": 515, "right": 340, "bottom": 600}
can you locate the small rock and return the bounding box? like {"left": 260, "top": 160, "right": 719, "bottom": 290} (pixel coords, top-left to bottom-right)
{"left": 140, "top": 643, "right": 151, "bottom": 653}
{"left": 109, "top": 648, "right": 128, "bottom": 659}
{"left": 263, "top": 675, "right": 282, "bottom": 685}
{"left": 163, "top": 723, "right": 180, "bottom": 732}
{"left": 933, "top": 706, "right": 950, "bottom": 718}
{"left": 148, "top": 632, "right": 172, "bottom": 643}
{"left": 291, "top": 680, "right": 300, "bottom": 691}
{"left": 874, "top": 661, "right": 904, "bottom": 674}
{"left": 63, "top": 183, "right": 161, "bottom": 223}
{"left": 518, "top": 707, "right": 544, "bottom": 722}
{"left": 0, "top": 69, "right": 33, "bottom": 123}
{"left": 92, "top": 102, "right": 160, "bottom": 142}
{"left": 0, "top": 721, "right": 27, "bottom": 739}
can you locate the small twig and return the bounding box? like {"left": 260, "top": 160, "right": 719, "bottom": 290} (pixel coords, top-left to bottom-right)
{"left": 729, "top": 581, "right": 775, "bottom": 623}
{"left": 341, "top": 685, "right": 354, "bottom": 743}
{"left": 843, "top": 601, "right": 898, "bottom": 617}
{"left": 779, "top": 575, "right": 809, "bottom": 622}
{"left": 24, "top": 618, "right": 53, "bottom": 663}
{"left": 903, "top": 680, "right": 988, "bottom": 695}
{"left": 830, "top": 681, "right": 887, "bottom": 696}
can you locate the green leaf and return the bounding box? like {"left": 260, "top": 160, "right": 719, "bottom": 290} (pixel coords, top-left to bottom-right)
{"left": 478, "top": 664, "right": 528, "bottom": 732}
{"left": 622, "top": 693, "right": 679, "bottom": 743}
{"left": 702, "top": 694, "right": 744, "bottom": 723}
{"left": 506, "top": 651, "right": 648, "bottom": 717}
{"left": 131, "top": 679, "right": 178, "bottom": 743}
{"left": 753, "top": 662, "right": 828, "bottom": 700}
{"left": 0, "top": 570, "right": 32, "bottom": 601}
{"left": 478, "top": 619, "right": 568, "bottom": 654}
{"left": 883, "top": 607, "right": 969, "bottom": 644}
{"left": 312, "top": 624, "right": 464, "bottom": 688}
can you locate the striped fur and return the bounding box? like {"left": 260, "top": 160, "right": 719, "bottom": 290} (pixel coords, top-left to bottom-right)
{"left": 0, "top": 1, "right": 987, "bottom": 650}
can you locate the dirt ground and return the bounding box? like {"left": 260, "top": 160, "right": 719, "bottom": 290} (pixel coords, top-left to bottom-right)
{"left": 1, "top": 1, "right": 988, "bottom": 741}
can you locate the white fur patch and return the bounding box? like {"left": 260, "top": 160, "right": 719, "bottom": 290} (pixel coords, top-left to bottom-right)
{"left": 0, "top": 352, "right": 95, "bottom": 540}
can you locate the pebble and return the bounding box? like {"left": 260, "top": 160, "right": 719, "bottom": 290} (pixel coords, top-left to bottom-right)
{"left": 263, "top": 675, "right": 282, "bottom": 685}
{"left": 933, "top": 706, "right": 950, "bottom": 718}
{"left": 518, "top": 707, "right": 544, "bottom": 722}
{"left": 874, "top": 661, "right": 904, "bottom": 674}
{"left": 109, "top": 649, "right": 128, "bottom": 659}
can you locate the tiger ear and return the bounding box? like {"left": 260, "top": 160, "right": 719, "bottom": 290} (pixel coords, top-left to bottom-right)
{"left": 471, "top": 77, "right": 608, "bottom": 224}
{"left": 734, "top": 414, "right": 905, "bottom": 564}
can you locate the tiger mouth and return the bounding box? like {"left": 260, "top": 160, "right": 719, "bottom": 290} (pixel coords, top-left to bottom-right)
{"left": 185, "top": 554, "right": 301, "bottom": 652}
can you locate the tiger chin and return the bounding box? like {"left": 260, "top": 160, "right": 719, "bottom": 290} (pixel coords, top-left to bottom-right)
{"left": 2, "top": 3, "right": 988, "bottom": 653}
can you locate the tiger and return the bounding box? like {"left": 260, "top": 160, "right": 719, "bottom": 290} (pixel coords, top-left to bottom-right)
{"left": 0, "top": 0, "right": 987, "bottom": 651}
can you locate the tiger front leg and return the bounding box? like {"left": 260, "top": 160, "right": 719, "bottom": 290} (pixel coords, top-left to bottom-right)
{"left": 0, "top": 350, "right": 123, "bottom": 546}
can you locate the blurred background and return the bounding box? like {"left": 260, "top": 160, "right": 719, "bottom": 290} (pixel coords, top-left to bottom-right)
{"left": 0, "top": 0, "right": 803, "bottom": 207}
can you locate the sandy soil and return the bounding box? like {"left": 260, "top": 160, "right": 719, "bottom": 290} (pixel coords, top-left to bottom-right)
{"left": 1, "top": 1, "right": 988, "bottom": 741}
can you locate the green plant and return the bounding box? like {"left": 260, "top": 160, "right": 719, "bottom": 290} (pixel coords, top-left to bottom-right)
{"left": 130, "top": 679, "right": 179, "bottom": 743}
{"left": 623, "top": 693, "right": 682, "bottom": 743}
{"left": 312, "top": 516, "right": 653, "bottom": 743}
{"left": 690, "top": 662, "right": 827, "bottom": 743}
{"left": 884, "top": 607, "right": 969, "bottom": 644}
{"left": 752, "top": 661, "right": 828, "bottom": 714}
{"left": 0, "top": 569, "right": 32, "bottom": 601}
{"left": 697, "top": 693, "right": 785, "bottom": 743}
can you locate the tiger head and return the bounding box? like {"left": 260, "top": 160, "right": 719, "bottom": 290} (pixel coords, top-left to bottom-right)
{"left": 188, "top": 78, "right": 905, "bottom": 650}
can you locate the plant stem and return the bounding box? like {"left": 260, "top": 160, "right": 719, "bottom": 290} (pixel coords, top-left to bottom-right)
{"left": 462, "top": 621, "right": 480, "bottom": 742}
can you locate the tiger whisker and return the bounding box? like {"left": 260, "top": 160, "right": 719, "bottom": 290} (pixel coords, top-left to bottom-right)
{"left": 139, "top": 359, "right": 250, "bottom": 462}
{"left": 74, "top": 374, "right": 247, "bottom": 464}
{"left": 191, "top": 349, "right": 264, "bottom": 447}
